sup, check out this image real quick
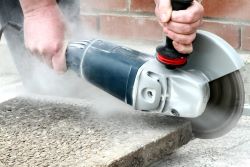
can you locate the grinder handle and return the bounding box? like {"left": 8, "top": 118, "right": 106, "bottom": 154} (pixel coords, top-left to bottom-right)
{"left": 166, "top": 0, "right": 193, "bottom": 51}
{"left": 156, "top": 0, "right": 193, "bottom": 68}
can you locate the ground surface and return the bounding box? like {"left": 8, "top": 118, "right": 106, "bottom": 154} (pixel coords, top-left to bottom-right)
{"left": 151, "top": 115, "right": 250, "bottom": 167}
{"left": 0, "top": 97, "right": 192, "bottom": 167}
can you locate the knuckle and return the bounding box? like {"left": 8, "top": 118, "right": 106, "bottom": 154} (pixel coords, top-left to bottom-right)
{"left": 178, "top": 44, "right": 193, "bottom": 54}
{"left": 40, "top": 48, "right": 47, "bottom": 56}
{"left": 171, "top": 33, "right": 177, "bottom": 41}
{"left": 185, "top": 37, "right": 193, "bottom": 44}
{"left": 186, "top": 13, "right": 195, "bottom": 22}
{"left": 189, "top": 44, "right": 194, "bottom": 53}
{"left": 179, "top": 47, "right": 185, "bottom": 53}
{"left": 175, "top": 34, "right": 188, "bottom": 44}
{"left": 28, "top": 45, "right": 36, "bottom": 53}
{"left": 186, "top": 45, "right": 193, "bottom": 53}
{"left": 183, "top": 25, "right": 192, "bottom": 33}
{"left": 189, "top": 45, "right": 194, "bottom": 53}
{"left": 49, "top": 43, "right": 61, "bottom": 54}
{"left": 167, "top": 30, "right": 174, "bottom": 37}
{"left": 54, "top": 44, "right": 61, "bottom": 53}
{"left": 187, "top": 34, "right": 196, "bottom": 44}
{"left": 176, "top": 36, "right": 184, "bottom": 44}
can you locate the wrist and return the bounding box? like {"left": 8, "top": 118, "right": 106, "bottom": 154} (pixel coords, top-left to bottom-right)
{"left": 19, "top": 0, "right": 57, "bottom": 16}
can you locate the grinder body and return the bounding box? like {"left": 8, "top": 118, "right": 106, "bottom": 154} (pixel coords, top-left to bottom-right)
{"left": 66, "top": 39, "right": 211, "bottom": 118}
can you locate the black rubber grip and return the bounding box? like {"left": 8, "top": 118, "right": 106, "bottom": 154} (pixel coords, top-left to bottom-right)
{"left": 167, "top": 0, "right": 193, "bottom": 53}
{"left": 172, "top": 0, "right": 193, "bottom": 10}
{"left": 156, "top": 0, "right": 193, "bottom": 68}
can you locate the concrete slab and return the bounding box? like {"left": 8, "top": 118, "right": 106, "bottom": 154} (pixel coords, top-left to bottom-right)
{"left": 0, "top": 97, "right": 192, "bottom": 167}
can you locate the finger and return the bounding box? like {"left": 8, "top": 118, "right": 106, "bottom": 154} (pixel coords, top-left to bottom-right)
{"left": 173, "top": 41, "right": 193, "bottom": 54}
{"left": 164, "top": 19, "right": 202, "bottom": 34}
{"left": 27, "top": 44, "right": 45, "bottom": 63}
{"left": 166, "top": 30, "right": 196, "bottom": 45}
{"left": 42, "top": 54, "right": 53, "bottom": 68}
{"left": 30, "top": 47, "right": 40, "bottom": 56}
{"left": 25, "top": 41, "right": 39, "bottom": 55}
{"left": 155, "top": 8, "right": 164, "bottom": 27}
{"left": 171, "top": 1, "right": 204, "bottom": 23}
{"left": 155, "top": 0, "right": 172, "bottom": 23}
{"left": 52, "top": 41, "right": 68, "bottom": 74}
{"left": 27, "top": 49, "right": 44, "bottom": 64}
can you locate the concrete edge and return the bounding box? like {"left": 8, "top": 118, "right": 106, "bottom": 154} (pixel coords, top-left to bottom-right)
{"left": 108, "top": 122, "right": 193, "bottom": 167}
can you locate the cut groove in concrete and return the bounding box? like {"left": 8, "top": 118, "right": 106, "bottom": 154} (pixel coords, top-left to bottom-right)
{"left": 0, "top": 97, "right": 192, "bottom": 167}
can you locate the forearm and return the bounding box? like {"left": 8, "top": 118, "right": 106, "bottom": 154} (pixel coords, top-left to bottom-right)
{"left": 19, "top": 0, "right": 57, "bottom": 15}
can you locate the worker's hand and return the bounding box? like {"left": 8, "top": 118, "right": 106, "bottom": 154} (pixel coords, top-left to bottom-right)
{"left": 21, "top": 1, "right": 67, "bottom": 73}
{"left": 155, "top": 0, "right": 204, "bottom": 54}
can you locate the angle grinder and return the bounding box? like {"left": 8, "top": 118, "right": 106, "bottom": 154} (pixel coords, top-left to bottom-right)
{"left": 65, "top": 0, "right": 245, "bottom": 139}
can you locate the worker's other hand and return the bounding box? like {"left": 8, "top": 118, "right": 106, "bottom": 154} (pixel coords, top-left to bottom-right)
{"left": 155, "top": 0, "right": 204, "bottom": 54}
{"left": 22, "top": 2, "right": 67, "bottom": 73}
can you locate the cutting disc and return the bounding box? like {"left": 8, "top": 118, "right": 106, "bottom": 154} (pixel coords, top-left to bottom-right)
{"left": 191, "top": 71, "right": 245, "bottom": 139}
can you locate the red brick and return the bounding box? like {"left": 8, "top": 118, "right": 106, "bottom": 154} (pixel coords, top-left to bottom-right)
{"left": 80, "top": 0, "right": 127, "bottom": 12}
{"left": 130, "top": 0, "right": 155, "bottom": 13}
{"left": 242, "top": 26, "right": 250, "bottom": 51}
{"left": 202, "top": 0, "right": 250, "bottom": 21}
{"left": 200, "top": 21, "right": 240, "bottom": 49}
{"left": 99, "top": 15, "right": 163, "bottom": 41}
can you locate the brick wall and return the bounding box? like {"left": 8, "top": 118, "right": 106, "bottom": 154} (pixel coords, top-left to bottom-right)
{"left": 202, "top": 0, "right": 249, "bottom": 52}
{"left": 80, "top": 0, "right": 249, "bottom": 52}
{"left": 80, "top": 0, "right": 162, "bottom": 42}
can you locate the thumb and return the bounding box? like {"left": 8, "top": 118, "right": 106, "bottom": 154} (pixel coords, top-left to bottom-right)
{"left": 157, "top": 0, "right": 172, "bottom": 22}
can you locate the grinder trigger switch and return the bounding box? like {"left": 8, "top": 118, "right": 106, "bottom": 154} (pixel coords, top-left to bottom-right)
{"left": 156, "top": 0, "right": 193, "bottom": 69}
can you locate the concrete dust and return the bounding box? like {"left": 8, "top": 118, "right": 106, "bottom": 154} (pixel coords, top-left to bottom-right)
{"left": 0, "top": 43, "right": 24, "bottom": 103}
